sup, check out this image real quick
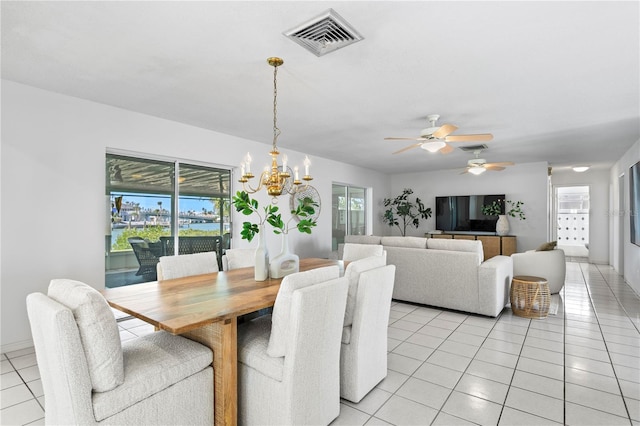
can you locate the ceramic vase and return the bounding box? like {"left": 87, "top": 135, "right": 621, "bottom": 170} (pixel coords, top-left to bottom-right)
{"left": 254, "top": 225, "right": 269, "bottom": 281}
{"left": 496, "top": 215, "right": 510, "bottom": 236}
{"left": 269, "top": 233, "right": 299, "bottom": 279}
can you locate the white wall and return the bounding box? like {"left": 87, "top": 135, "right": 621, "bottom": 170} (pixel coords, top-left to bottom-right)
{"left": 551, "top": 168, "right": 611, "bottom": 264}
{"left": 388, "top": 162, "right": 550, "bottom": 252}
{"left": 610, "top": 139, "right": 640, "bottom": 295}
{"left": 0, "top": 81, "right": 390, "bottom": 351}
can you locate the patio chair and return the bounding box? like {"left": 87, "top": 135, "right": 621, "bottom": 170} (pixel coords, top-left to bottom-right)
{"left": 128, "top": 237, "right": 162, "bottom": 279}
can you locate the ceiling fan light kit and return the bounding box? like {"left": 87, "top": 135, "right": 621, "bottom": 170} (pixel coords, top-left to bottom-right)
{"left": 468, "top": 167, "right": 486, "bottom": 175}
{"left": 421, "top": 141, "right": 446, "bottom": 153}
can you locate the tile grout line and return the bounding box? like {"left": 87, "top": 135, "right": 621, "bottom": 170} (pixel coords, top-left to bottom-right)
{"left": 578, "top": 263, "right": 634, "bottom": 424}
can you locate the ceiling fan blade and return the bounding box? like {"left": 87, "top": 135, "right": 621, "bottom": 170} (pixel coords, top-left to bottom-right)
{"left": 444, "top": 133, "right": 494, "bottom": 142}
{"left": 432, "top": 124, "right": 458, "bottom": 139}
{"left": 484, "top": 165, "right": 506, "bottom": 171}
{"left": 393, "top": 143, "right": 422, "bottom": 154}
{"left": 460, "top": 169, "right": 470, "bottom": 175}
{"left": 439, "top": 144, "right": 455, "bottom": 154}
{"left": 485, "top": 161, "right": 515, "bottom": 167}
{"left": 384, "top": 137, "right": 427, "bottom": 141}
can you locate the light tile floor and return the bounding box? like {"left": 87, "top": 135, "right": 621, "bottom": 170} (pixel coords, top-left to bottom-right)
{"left": 2, "top": 261, "right": 639, "bottom": 425}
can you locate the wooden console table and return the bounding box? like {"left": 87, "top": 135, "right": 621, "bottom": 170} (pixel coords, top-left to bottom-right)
{"left": 425, "top": 233, "right": 516, "bottom": 260}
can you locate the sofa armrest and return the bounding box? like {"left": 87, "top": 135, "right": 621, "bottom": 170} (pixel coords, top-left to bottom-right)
{"left": 477, "top": 256, "right": 513, "bottom": 317}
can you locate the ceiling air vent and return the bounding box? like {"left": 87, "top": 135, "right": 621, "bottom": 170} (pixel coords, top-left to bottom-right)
{"left": 459, "top": 144, "right": 489, "bottom": 152}
{"left": 284, "top": 9, "right": 364, "bottom": 57}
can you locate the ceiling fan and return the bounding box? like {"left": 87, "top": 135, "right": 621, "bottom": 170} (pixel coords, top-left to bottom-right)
{"left": 385, "top": 114, "right": 494, "bottom": 155}
{"left": 463, "top": 150, "right": 514, "bottom": 175}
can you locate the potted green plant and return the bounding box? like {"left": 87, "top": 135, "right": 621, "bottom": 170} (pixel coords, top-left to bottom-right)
{"left": 232, "top": 191, "right": 318, "bottom": 279}
{"left": 232, "top": 191, "right": 278, "bottom": 280}
{"left": 481, "top": 199, "right": 525, "bottom": 236}
{"left": 382, "top": 188, "right": 432, "bottom": 236}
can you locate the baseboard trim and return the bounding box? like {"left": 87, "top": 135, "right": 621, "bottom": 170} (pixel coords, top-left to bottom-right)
{"left": 1, "top": 338, "right": 34, "bottom": 354}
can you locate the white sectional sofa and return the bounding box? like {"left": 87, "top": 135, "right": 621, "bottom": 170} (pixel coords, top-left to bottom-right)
{"left": 341, "top": 235, "right": 513, "bottom": 317}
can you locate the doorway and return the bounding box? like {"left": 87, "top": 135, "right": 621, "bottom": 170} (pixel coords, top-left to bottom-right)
{"left": 554, "top": 185, "right": 590, "bottom": 259}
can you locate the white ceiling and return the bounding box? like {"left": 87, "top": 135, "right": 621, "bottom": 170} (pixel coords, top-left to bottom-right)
{"left": 2, "top": 1, "right": 639, "bottom": 175}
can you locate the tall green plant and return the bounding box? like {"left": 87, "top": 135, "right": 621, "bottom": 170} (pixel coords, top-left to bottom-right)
{"left": 382, "top": 188, "right": 432, "bottom": 236}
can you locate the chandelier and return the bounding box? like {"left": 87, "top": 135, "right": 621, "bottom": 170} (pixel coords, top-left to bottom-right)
{"left": 239, "top": 57, "right": 312, "bottom": 203}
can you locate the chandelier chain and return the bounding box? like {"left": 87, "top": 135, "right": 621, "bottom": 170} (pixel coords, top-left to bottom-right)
{"left": 272, "top": 65, "right": 281, "bottom": 150}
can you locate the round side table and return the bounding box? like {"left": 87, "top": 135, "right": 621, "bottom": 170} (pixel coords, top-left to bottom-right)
{"left": 510, "top": 275, "right": 550, "bottom": 319}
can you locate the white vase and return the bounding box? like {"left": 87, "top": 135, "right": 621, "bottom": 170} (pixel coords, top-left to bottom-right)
{"left": 269, "top": 233, "right": 299, "bottom": 279}
{"left": 496, "top": 215, "right": 510, "bottom": 236}
{"left": 254, "top": 225, "right": 269, "bottom": 281}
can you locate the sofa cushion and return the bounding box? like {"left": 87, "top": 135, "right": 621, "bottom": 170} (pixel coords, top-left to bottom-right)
{"left": 92, "top": 331, "right": 213, "bottom": 421}
{"left": 343, "top": 256, "right": 387, "bottom": 327}
{"left": 267, "top": 265, "right": 339, "bottom": 357}
{"left": 48, "top": 279, "right": 124, "bottom": 392}
{"left": 381, "top": 236, "right": 428, "bottom": 249}
{"left": 344, "top": 235, "right": 382, "bottom": 245}
{"left": 536, "top": 240, "right": 558, "bottom": 251}
{"left": 426, "top": 238, "right": 484, "bottom": 264}
{"left": 342, "top": 243, "right": 384, "bottom": 261}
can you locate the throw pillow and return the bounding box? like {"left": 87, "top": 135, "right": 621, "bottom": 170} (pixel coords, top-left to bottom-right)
{"left": 48, "top": 279, "right": 124, "bottom": 392}
{"left": 536, "top": 241, "right": 557, "bottom": 251}
{"left": 267, "top": 265, "right": 339, "bottom": 357}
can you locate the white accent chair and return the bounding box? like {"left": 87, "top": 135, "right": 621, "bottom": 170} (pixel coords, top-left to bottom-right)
{"left": 237, "top": 266, "right": 348, "bottom": 426}
{"left": 340, "top": 258, "right": 396, "bottom": 402}
{"left": 26, "top": 279, "right": 214, "bottom": 425}
{"left": 342, "top": 243, "right": 385, "bottom": 262}
{"left": 156, "top": 251, "right": 218, "bottom": 280}
{"left": 511, "top": 249, "right": 566, "bottom": 294}
{"left": 221, "top": 248, "right": 256, "bottom": 271}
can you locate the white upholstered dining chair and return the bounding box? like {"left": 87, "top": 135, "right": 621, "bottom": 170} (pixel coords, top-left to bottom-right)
{"left": 156, "top": 251, "right": 218, "bottom": 280}
{"left": 342, "top": 242, "right": 385, "bottom": 262}
{"left": 26, "top": 279, "right": 214, "bottom": 425}
{"left": 221, "top": 248, "right": 256, "bottom": 271}
{"left": 340, "top": 256, "right": 396, "bottom": 402}
{"left": 237, "top": 266, "right": 348, "bottom": 426}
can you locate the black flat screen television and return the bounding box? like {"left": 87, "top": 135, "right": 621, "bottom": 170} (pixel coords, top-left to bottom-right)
{"left": 436, "top": 194, "right": 505, "bottom": 233}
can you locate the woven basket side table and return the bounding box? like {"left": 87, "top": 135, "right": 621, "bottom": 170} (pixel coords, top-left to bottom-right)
{"left": 510, "top": 275, "right": 550, "bottom": 319}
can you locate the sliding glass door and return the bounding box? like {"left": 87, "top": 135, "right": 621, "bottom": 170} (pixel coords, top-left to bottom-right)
{"left": 332, "top": 184, "right": 367, "bottom": 251}
{"left": 106, "top": 153, "right": 231, "bottom": 287}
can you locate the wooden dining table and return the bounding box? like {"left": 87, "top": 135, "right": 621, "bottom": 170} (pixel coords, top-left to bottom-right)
{"left": 102, "top": 257, "right": 344, "bottom": 426}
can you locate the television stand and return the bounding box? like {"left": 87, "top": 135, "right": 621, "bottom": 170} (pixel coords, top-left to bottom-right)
{"left": 425, "top": 233, "right": 516, "bottom": 260}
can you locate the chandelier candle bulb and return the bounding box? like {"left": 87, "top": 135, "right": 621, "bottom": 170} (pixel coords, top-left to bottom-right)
{"left": 245, "top": 153, "right": 252, "bottom": 174}
{"left": 282, "top": 154, "right": 288, "bottom": 171}
{"left": 304, "top": 156, "right": 311, "bottom": 178}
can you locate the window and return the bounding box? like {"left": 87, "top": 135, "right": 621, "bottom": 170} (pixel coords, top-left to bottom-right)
{"left": 106, "top": 153, "right": 231, "bottom": 286}
{"left": 331, "top": 184, "right": 367, "bottom": 251}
